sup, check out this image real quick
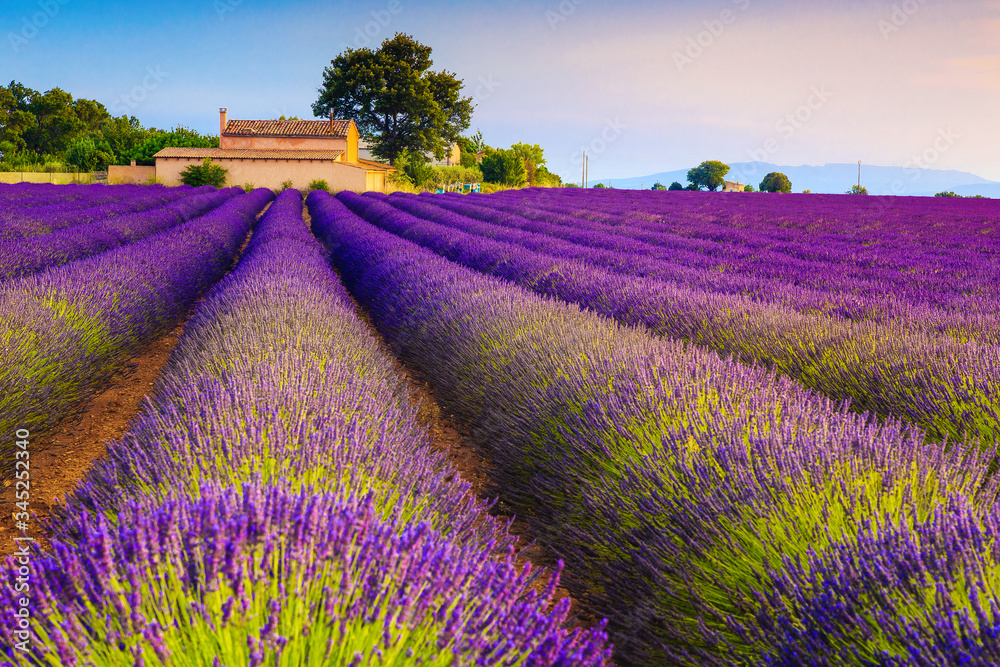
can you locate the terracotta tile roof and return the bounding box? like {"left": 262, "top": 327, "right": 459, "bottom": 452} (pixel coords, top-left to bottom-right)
{"left": 154, "top": 147, "right": 344, "bottom": 160}
{"left": 222, "top": 119, "right": 353, "bottom": 138}
{"left": 357, "top": 158, "right": 396, "bottom": 172}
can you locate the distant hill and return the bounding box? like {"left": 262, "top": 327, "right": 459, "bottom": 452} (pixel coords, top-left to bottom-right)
{"left": 595, "top": 162, "right": 1000, "bottom": 197}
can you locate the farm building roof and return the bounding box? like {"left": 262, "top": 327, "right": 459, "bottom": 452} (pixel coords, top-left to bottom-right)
{"left": 222, "top": 119, "right": 354, "bottom": 138}
{"left": 153, "top": 147, "right": 345, "bottom": 161}
{"left": 357, "top": 158, "right": 396, "bottom": 172}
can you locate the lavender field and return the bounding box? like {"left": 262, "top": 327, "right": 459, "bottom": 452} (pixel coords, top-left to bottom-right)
{"left": 4, "top": 183, "right": 1000, "bottom": 666}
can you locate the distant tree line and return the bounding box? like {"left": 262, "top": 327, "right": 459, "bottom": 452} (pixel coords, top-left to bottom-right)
{"left": 0, "top": 80, "right": 217, "bottom": 172}
{"left": 649, "top": 161, "right": 795, "bottom": 193}
{"left": 934, "top": 191, "right": 987, "bottom": 198}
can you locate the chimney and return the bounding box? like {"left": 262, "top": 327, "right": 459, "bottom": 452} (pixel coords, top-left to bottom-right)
{"left": 219, "top": 108, "right": 228, "bottom": 138}
{"left": 329, "top": 111, "right": 334, "bottom": 134}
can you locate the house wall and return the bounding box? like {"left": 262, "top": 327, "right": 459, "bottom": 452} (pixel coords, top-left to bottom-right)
{"left": 108, "top": 165, "right": 156, "bottom": 184}
{"left": 426, "top": 144, "right": 462, "bottom": 167}
{"left": 365, "top": 170, "right": 386, "bottom": 192}
{"left": 155, "top": 156, "right": 371, "bottom": 191}
{"left": 347, "top": 123, "right": 359, "bottom": 163}
{"left": 220, "top": 135, "right": 350, "bottom": 153}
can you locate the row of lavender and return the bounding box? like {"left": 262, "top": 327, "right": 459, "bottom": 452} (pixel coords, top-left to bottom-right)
{"left": 311, "top": 189, "right": 1000, "bottom": 666}
{"left": 0, "top": 183, "right": 128, "bottom": 211}
{"left": 427, "top": 190, "right": 1000, "bottom": 336}
{"left": 1, "top": 190, "right": 611, "bottom": 665}
{"left": 0, "top": 189, "right": 273, "bottom": 471}
{"left": 0, "top": 183, "right": 144, "bottom": 214}
{"left": 0, "top": 184, "right": 210, "bottom": 241}
{"left": 490, "top": 188, "right": 1000, "bottom": 319}
{"left": 0, "top": 187, "right": 241, "bottom": 279}
{"left": 352, "top": 191, "right": 1000, "bottom": 450}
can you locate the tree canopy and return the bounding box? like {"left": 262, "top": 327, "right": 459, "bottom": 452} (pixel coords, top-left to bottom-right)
{"left": 668, "top": 181, "right": 685, "bottom": 191}
{"left": 312, "top": 33, "right": 474, "bottom": 165}
{"left": 759, "top": 172, "right": 792, "bottom": 193}
{"left": 0, "top": 80, "right": 217, "bottom": 170}
{"left": 687, "top": 160, "right": 730, "bottom": 191}
{"left": 480, "top": 148, "right": 526, "bottom": 186}
{"left": 847, "top": 184, "right": 869, "bottom": 195}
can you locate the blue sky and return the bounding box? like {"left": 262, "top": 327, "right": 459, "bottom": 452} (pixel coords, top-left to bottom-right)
{"left": 2, "top": 0, "right": 999, "bottom": 183}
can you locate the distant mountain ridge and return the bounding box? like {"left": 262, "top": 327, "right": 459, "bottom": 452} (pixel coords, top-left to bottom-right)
{"left": 594, "top": 162, "right": 1000, "bottom": 197}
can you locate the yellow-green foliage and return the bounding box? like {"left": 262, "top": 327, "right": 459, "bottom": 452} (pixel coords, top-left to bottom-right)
{"left": 0, "top": 294, "right": 114, "bottom": 438}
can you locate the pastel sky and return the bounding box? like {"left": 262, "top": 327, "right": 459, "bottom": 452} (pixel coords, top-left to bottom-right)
{"left": 2, "top": 0, "right": 999, "bottom": 183}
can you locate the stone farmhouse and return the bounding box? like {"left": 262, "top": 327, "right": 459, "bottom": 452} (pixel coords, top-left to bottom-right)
{"left": 722, "top": 180, "right": 746, "bottom": 192}
{"left": 117, "top": 109, "right": 394, "bottom": 191}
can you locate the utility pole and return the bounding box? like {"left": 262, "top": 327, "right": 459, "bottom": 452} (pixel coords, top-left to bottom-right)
{"left": 582, "top": 151, "right": 585, "bottom": 188}
{"left": 857, "top": 160, "right": 861, "bottom": 190}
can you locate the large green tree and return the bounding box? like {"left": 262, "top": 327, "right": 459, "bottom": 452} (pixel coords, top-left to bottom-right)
{"left": 312, "top": 33, "right": 474, "bottom": 165}
{"left": 759, "top": 171, "right": 792, "bottom": 193}
{"left": 0, "top": 82, "right": 36, "bottom": 152}
{"left": 687, "top": 160, "right": 730, "bottom": 191}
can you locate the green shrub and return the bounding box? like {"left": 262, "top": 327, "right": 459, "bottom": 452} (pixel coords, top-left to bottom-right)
{"left": 480, "top": 182, "right": 518, "bottom": 194}
{"left": 480, "top": 149, "right": 526, "bottom": 187}
{"left": 431, "top": 165, "right": 483, "bottom": 187}
{"left": 65, "top": 137, "right": 115, "bottom": 172}
{"left": 307, "top": 179, "right": 330, "bottom": 192}
{"left": 392, "top": 151, "right": 436, "bottom": 189}
{"left": 241, "top": 182, "right": 256, "bottom": 193}
{"left": 179, "top": 158, "right": 228, "bottom": 188}
{"left": 277, "top": 179, "right": 293, "bottom": 193}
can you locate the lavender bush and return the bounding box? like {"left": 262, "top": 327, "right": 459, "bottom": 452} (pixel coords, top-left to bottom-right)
{"left": 0, "top": 184, "right": 208, "bottom": 241}
{"left": 344, "top": 191, "right": 1000, "bottom": 449}
{"left": 5, "top": 483, "right": 609, "bottom": 666}
{"left": 0, "top": 187, "right": 241, "bottom": 279}
{"left": 3, "top": 190, "right": 612, "bottom": 665}
{"left": 0, "top": 189, "right": 272, "bottom": 469}
{"left": 309, "top": 190, "right": 997, "bottom": 666}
